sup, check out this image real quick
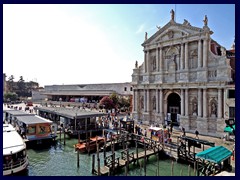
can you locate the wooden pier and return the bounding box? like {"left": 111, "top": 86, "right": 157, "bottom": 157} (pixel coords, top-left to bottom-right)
{"left": 91, "top": 131, "right": 179, "bottom": 176}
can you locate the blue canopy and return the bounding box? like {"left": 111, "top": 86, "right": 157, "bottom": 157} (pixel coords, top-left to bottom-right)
{"left": 196, "top": 146, "right": 232, "bottom": 164}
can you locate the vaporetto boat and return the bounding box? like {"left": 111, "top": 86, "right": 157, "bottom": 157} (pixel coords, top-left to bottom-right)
{"left": 3, "top": 124, "right": 29, "bottom": 176}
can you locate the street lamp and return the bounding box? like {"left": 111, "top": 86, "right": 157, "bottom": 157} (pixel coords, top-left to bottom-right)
{"left": 59, "top": 98, "right": 62, "bottom": 107}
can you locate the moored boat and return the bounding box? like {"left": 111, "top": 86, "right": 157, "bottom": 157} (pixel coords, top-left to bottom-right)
{"left": 3, "top": 124, "right": 29, "bottom": 176}
{"left": 74, "top": 136, "right": 105, "bottom": 153}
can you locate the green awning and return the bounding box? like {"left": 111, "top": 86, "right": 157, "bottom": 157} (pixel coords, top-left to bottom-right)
{"left": 196, "top": 146, "right": 232, "bottom": 164}
{"left": 224, "top": 125, "right": 235, "bottom": 133}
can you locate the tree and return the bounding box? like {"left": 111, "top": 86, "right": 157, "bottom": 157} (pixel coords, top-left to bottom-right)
{"left": 118, "top": 96, "right": 131, "bottom": 111}
{"left": 8, "top": 75, "right": 14, "bottom": 92}
{"left": 4, "top": 92, "right": 18, "bottom": 102}
{"left": 110, "top": 93, "right": 119, "bottom": 109}
{"left": 99, "top": 96, "right": 115, "bottom": 110}
{"left": 17, "top": 76, "right": 26, "bottom": 97}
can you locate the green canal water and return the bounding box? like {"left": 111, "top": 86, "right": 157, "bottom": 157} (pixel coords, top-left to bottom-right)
{"left": 26, "top": 137, "right": 195, "bottom": 176}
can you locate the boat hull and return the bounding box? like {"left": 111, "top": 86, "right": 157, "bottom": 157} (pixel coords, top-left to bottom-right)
{"left": 3, "top": 157, "right": 29, "bottom": 176}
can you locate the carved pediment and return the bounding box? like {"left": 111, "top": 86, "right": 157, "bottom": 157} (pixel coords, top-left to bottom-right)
{"left": 142, "top": 22, "right": 203, "bottom": 46}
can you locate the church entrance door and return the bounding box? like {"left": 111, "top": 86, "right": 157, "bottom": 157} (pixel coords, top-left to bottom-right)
{"left": 167, "top": 93, "right": 181, "bottom": 126}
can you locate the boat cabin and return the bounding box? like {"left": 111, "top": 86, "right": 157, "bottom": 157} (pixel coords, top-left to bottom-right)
{"left": 119, "top": 116, "right": 134, "bottom": 133}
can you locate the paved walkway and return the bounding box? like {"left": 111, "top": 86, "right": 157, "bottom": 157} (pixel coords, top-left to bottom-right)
{"left": 137, "top": 123, "right": 235, "bottom": 174}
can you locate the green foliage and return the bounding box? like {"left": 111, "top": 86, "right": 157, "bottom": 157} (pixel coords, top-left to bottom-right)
{"left": 109, "top": 93, "right": 119, "bottom": 108}
{"left": 4, "top": 92, "right": 18, "bottom": 102}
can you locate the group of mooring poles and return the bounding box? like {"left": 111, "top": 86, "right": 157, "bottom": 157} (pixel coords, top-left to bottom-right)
{"left": 77, "top": 129, "right": 95, "bottom": 168}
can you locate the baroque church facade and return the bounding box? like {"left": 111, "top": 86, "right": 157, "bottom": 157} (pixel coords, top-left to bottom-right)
{"left": 131, "top": 10, "right": 233, "bottom": 137}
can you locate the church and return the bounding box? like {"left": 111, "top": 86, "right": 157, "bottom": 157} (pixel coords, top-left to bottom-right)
{"left": 131, "top": 10, "right": 234, "bottom": 137}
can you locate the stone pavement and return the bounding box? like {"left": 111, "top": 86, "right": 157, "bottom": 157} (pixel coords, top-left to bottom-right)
{"left": 137, "top": 123, "right": 235, "bottom": 174}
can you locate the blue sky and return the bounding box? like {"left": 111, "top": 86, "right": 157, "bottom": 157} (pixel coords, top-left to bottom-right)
{"left": 3, "top": 4, "right": 235, "bottom": 87}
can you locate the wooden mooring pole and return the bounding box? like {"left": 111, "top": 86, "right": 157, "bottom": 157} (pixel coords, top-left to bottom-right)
{"left": 135, "top": 140, "right": 139, "bottom": 165}
{"left": 144, "top": 141, "right": 146, "bottom": 176}
{"left": 180, "top": 168, "right": 183, "bottom": 176}
{"left": 77, "top": 149, "right": 80, "bottom": 168}
{"left": 59, "top": 126, "right": 62, "bottom": 141}
{"left": 188, "top": 164, "right": 191, "bottom": 176}
{"left": 63, "top": 127, "right": 66, "bottom": 145}
{"left": 92, "top": 154, "right": 95, "bottom": 174}
{"left": 104, "top": 136, "right": 106, "bottom": 166}
{"left": 171, "top": 160, "right": 174, "bottom": 176}
{"left": 97, "top": 143, "right": 100, "bottom": 176}
{"left": 194, "top": 161, "right": 196, "bottom": 176}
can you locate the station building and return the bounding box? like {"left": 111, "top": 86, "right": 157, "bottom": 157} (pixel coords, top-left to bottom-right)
{"left": 39, "top": 82, "right": 133, "bottom": 103}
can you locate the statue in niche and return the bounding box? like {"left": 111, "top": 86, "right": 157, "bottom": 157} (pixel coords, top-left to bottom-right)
{"left": 221, "top": 46, "right": 226, "bottom": 56}
{"left": 211, "top": 102, "right": 217, "bottom": 115}
{"left": 203, "top": 15, "right": 208, "bottom": 26}
{"left": 152, "top": 96, "right": 156, "bottom": 110}
{"left": 152, "top": 57, "right": 156, "bottom": 71}
{"left": 168, "top": 30, "right": 174, "bottom": 39}
{"left": 135, "top": 60, "right": 138, "bottom": 68}
{"left": 145, "top": 32, "right": 148, "bottom": 41}
{"left": 170, "top": 9, "right": 175, "bottom": 21}
{"left": 193, "top": 102, "right": 197, "bottom": 114}
{"left": 140, "top": 96, "right": 144, "bottom": 109}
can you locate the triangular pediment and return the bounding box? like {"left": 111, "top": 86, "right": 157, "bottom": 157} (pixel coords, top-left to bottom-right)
{"left": 142, "top": 21, "right": 203, "bottom": 46}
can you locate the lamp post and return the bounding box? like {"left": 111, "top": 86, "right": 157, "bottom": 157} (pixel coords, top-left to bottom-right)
{"left": 59, "top": 98, "right": 62, "bottom": 107}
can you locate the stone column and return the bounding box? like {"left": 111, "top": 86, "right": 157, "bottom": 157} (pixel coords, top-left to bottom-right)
{"left": 144, "top": 51, "right": 147, "bottom": 73}
{"left": 135, "top": 89, "right": 138, "bottom": 112}
{"left": 133, "top": 89, "right": 136, "bottom": 111}
{"left": 156, "top": 89, "right": 159, "bottom": 113}
{"left": 198, "top": 39, "right": 202, "bottom": 68}
{"left": 180, "top": 43, "right": 184, "bottom": 70}
{"left": 159, "top": 89, "right": 163, "bottom": 115}
{"left": 156, "top": 46, "right": 159, "bottom": 72}
{"left": 159, "top": 47, "right": 163, "bottom": 72}
{"left": 203, "top": 39, "right": 208, "bottom": 68}
{"left": 223, "top": 89, "right": 226, "bottom": 118}
{"left": 185, "top": 42, "right": 188, "bottom": 70}
{"left": 203, "top": 88, "right": 207, "bottom": 118}
{"left": 184, "top": 88, "right": 189, "bottom": 116}
{"left": 144, "top": 89, "right": 147, "bottom": 112}
{"left": 198, "top": 88, "right": 202, "bottom": 117}
{"left": 146, "top": 51, "right": 150, "bottom": 73}
{"left": 181, "top": 89, "right": 184, "bottom": 116}
{"left": 147, "top": 89, "right": 150, "bottom": 112}
{"left": 218, "top": 88, "right": 222, "bottom": 118}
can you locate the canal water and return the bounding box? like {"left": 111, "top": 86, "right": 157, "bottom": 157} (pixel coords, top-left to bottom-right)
{"left": 24, "top": 136, "right": 195, "bottom": 176}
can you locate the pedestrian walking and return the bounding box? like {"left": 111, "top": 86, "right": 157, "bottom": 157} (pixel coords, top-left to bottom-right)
{"left": 144, "top": 128, "right": 147, "bottom": 137}
{"left": 195, "top": 129, "right": 199, "bottom": 139}
{"left": 182, "top": 127, "right": 186, "bottom": 137}
{"left": 170, "top": 120, "right": 173, "bottom": 133}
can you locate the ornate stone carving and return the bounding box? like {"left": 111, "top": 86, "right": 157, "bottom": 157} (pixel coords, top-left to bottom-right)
{"left": 135, "top": 60, "right": 138, "bottom": 68}
{"left": 203, "top": 15, "right": 208, "bottom": 26}
{"left": 183, "top": 19, "right": 191, "bottom": 26}
{"left": 152, "top": 96, "right": 156, "bottom": 110}
{"left": 145, "top": 32, "right": 148, "bottom": 41}
{"left": 221, "top": 46, "right": 226, "bottom": 56}
{"left": 170, "top": 9, "right": 175, "bottom": 21}
{"left": 168, "top": 30, "right": 174, "bottom": 39}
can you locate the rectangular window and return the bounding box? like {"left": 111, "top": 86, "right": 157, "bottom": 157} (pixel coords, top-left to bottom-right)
{"left": 124, "top": 87, "right": 127, "bottom": 91}
{"left": 228, "top": 90, "right": 235, "bottom": 98}
{"left": 229, "top": 107, "right": 235, "bottom": 119}
{"left": 130, "top": 87, "right": 133, "bottom": 91}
